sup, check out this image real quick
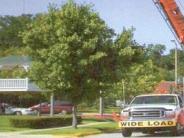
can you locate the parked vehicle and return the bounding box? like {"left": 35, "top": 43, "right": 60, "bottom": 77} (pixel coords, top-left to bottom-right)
{"left": 0, "top": 103, "right": 36, "bottom": 115}
{"left": 29, "top": 101, "right": 73, "bottom": 114}
{"left": 5, "top": 106, "right": 36, "bottom": 115}
{"left": 119, "top": 94, "right": 184, "bottom": 137}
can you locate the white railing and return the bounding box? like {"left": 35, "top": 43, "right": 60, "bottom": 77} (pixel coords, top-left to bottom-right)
{"left": 0, "top": 78, "right": 28, "bottom": 91}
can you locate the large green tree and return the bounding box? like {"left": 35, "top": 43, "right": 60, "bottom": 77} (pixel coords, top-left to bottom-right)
{"left": 22, "top": 1, "right": 114, "bottom": 127}
{"left": 0, "top": 14, "right": 33, "bottom": 48}
{"left": 112, "top": 29, "right": 160, "bottom": 100}
{"left": 145, "top": 44, "right": 166, "bottom": 67}
{"left": 0, "top": 14, "right": 33, "bottom": 57}
{"left": 162, "top": 48, "right": 184, "bottom": 81}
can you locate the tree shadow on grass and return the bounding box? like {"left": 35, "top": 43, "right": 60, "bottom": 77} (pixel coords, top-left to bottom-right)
{"left": 96, "top": 128, "right": 120, "bottom": 134}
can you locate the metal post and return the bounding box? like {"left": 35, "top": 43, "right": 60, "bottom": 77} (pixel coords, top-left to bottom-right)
{"left": 122, "top": 80, "right": 125, "bottom": 104}
{"left": 171, "top": 40, "right": 178, "bottom": 87}
{"left": 26, "top": 77, "right": 28, "bottom": 91}
{"left": 175, "top": 42, "right": 178, "bottom": 86}
{"left": 37, "top": 102, "right": 41, "bottom": 116}
{"left": 99, "top": 90, "right": 103, "bottom": 116}
{"left": 50, "top": 93, "right": 54, "bottom": 117}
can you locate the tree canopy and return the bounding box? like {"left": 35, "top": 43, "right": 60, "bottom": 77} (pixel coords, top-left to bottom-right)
{"left": 0, "top": 14, "right": 33, "bottom": 57}
{"left": 22, "top": 1, "right": 115, "bottom": 104}
{"left": 0, "top": 14, "right": 33, "bottom": 49}
{"left": 112, "top": 29, "right": 159, "bottom": 99}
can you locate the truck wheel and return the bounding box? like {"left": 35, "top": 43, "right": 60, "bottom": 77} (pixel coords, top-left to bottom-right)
{"left": 122, "top": 129, "right": 132, "bottom": 137}
{"left": 171, "top": 123, "right": 182, "bottom": 136}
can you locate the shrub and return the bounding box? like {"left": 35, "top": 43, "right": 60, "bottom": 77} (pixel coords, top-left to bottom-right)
{"left": 10, "top": 116, "right": 82, "bottom": 129}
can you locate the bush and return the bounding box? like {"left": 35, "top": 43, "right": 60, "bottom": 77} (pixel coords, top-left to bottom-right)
{"left": 10, "top": 116, "right": 82, "bottom": 129}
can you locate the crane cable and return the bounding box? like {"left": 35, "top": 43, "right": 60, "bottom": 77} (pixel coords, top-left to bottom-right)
{"left": 177, "top": 0, "right": 184, "bottom": 14}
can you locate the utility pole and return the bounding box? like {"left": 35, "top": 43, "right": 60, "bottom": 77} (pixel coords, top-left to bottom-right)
{"left": 171, "top": 40, "right": 178, "bottom": 86}
{"left": 23, "top": 0, "right": 25, "bottom": 14}
{"left": 122, "top": 80, "right": 125, "bottom": 104}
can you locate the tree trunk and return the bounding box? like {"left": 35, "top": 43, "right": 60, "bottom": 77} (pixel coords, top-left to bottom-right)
{"left": 72, "top": 105, "right": 78, "bottom": 128}
{"left": 50, "top": 93, "right": 54, "bottom": 117}
{"left": 99, "top": 90, "right": 103, "bottom": 116}
{"left": 99, "top": 96, "right": 103, "bottom": 116}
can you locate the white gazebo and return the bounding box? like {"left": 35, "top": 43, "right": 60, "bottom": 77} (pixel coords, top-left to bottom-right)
{"left": 0, "top": 55, "right": 54, "bottom": 116}
{"left": 0, "top": 55, "right": 41, "bottom": 92}
{"left": 0, "top": 78, "right": 28, "bottom": 92}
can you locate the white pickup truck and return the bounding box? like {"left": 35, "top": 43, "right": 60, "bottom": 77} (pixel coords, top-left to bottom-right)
{"left": 119, "top": 94, "right": 184, "bottom": 137}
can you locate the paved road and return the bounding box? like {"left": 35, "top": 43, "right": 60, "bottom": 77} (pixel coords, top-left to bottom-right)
{"left": 1, "top": 132, "right": 184, "bottom": 138}
{"left": 82, "top": 132, "right": 184, "bottom": 138}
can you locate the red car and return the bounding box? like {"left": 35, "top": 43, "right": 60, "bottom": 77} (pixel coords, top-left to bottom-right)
{"left": 30, "top": 101, "right": 73, "bottom": 114}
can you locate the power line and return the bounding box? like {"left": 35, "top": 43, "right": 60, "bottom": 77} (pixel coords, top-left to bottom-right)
{"left": 177, "top": 0, "right": 184, "bottom": 13}
{"left": 23, "top": 0, "right": 25, "bottom": 14}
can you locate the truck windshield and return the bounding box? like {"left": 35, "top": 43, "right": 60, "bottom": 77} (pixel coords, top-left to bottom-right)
{"left": 131, "top": 96, "right": 177, "bottom": 105}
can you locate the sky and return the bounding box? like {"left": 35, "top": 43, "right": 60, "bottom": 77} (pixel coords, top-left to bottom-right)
{"left": 0, "top": 0, "right": 183, "bottom": 52}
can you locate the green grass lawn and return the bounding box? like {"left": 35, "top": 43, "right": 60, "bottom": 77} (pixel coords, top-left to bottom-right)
{"left": 0, "top": 116, "right": 31, "bottom": 132}
{"left": 0, "top": 115, "right": 120, "bottom": 137}
{"left": 28, "top": 121, "right": 119, "bottom": 137}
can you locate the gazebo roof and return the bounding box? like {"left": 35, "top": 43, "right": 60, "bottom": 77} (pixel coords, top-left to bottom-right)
{"left": 0, "top": 55, "right": 31, "bottom": 66}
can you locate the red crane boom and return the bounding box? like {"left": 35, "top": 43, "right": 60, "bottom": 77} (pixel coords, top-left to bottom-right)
{"left": 155, "top": 0, "right": 184, "bottom": 45}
